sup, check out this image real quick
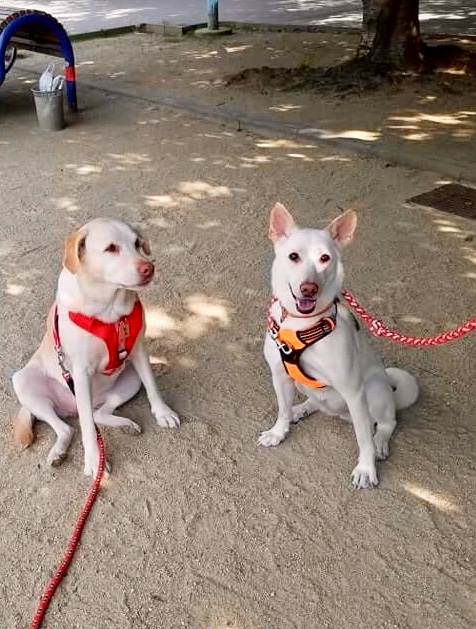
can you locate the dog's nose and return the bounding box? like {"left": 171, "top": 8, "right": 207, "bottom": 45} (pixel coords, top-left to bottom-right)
{"left": 138, "top": 260, "right": 155, "bottom": 280}
{"left": 300, "top": 282, "right": 318, "bottom": 297}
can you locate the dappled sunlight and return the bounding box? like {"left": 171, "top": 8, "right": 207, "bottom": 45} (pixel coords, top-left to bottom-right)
{"left": 182, "top": 294, "right": 230, "bottom": 340}
{"left": 403, "top": 132, "right": 432, "bottom": 141}
{"left": 320, "top": 129, "right": 382, "bottom": 142}
{"left": 177, "top": 356, "right": 198, "bottom": 369}
{"left": 106, "top": 153, "right": 152, "bottom": 167}
{"left": 400, "top": 315, "right": 423, "bottom": 325}
{"left": 255, "top": 139, "right": 317, "bottom": 149}
{"left": 240, "top": 155, "right": 272, "bottom": 165}
{"left": 148, "top": 354, "right": 169, "bottom": 366}
{"left": 64, "top": 163, "right": 102, "bottom": 176}
{"left": 51, "top": 197, "right": 80, "bottom": 213}
{"left": 147, "top": 216, "right": 171, "bottom": 229}
{"left": 144, "top": 194, "right": 180, "bottom": 210}
{"left": 224, "top": 44, "right": 252, "bottom": 54}
{"left": 433, "top": 218, "right": 475, "bottom": 243}
{"left": 196, "top": 220, "right": 221, "bottom": 230}
{"left": 144, "top": 295, "right": 230, "bottom": 343}
{"left": 5, "top": 283, "right": 25, "bottom": 296}
{"left": 144, "top": 307, "right": 178, "bottom": 339}
{"left": 404, "top": 482, "right": 461, "bottom": 514}
{"left": 269, "top": 104, "right": 302, "bottom": 113}
{"left": 107, "top": 71, "right": 126, "bottom": 79}
{"left": 286, "top": 153, "right": 314, "bottom": 162}
{"left": 390, "top": 112, "right": 473, "bottom": 126}
{"left": 319, "top": 155, "right": 351, "bottom": 162}
{"left": 386, "top": 109, "right": 475, "bottom": 141}
{"left": 178, "top": 180, "right": 231, "bottom": 200}
{"left": 183, "top": 49, "right": 218, "bottom": 61}
{"left": 144, "top": 176, "right": 242, "bottom": 209}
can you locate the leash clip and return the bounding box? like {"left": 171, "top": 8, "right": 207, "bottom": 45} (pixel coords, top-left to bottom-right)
{"left": 55, "top": 344, "right": 73, "bottom": 381}
{"left": 268, "top": 327, "right": 293, "bottom": 355}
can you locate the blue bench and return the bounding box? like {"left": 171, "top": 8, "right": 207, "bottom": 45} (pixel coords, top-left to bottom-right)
{"left": 0, "top": 8, "right": 77, "bottom": 111}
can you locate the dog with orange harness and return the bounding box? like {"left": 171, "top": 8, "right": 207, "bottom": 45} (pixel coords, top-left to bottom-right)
{"left": 260, "top": 203, "right": 418, "bottom": 488}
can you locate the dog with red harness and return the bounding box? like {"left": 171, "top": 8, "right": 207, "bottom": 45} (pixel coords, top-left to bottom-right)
{"left": 12, "top": 218, "right": 180, "bottom": 478}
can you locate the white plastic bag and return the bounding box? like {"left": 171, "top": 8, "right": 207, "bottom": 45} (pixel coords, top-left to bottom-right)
{"left": 38, "top": 63, "right": 64, "bottom": 92}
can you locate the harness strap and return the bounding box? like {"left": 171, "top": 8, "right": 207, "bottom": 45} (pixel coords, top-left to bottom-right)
{"left": 53, "top": 306, "right": 75, "bottom": 395}
{"left": 268, "top": 300, "right": 337, "bottom": 389}
{"left": 53, "top": 300, "right": 143, "bottom": 392}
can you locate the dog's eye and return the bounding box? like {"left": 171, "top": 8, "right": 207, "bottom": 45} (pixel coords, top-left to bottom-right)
{"left": 134, "top": 238, "right": 141, "bottom": 250}
{"left": 320, "top": 254, "right": 331, "bottom": 264}
{"left": 288, "top": 252, "right": 300, "bottom": 262}
{"left": 105, "top": 243, "right": 120, "bottom": 254}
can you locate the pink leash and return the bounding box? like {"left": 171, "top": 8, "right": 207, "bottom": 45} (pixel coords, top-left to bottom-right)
{"left": 27, "top": 427, "right": 106, "bottom": 629}
{"left": 341, "top": 290, "right": 476, "bottom": 346}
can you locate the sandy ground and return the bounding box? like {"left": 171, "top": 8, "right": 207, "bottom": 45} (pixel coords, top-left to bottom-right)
{"left": 0, "top": 29, "right": 475, "bottom": 629}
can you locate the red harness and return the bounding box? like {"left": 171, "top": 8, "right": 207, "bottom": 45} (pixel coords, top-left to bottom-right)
{"left": 69, "top": 299, "right": 143, "bottom": 375}
{"left": 53, "top": 299, "right": 144, "bottom": 379}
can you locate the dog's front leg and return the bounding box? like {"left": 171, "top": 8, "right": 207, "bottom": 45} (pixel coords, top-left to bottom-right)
{"left": 131, "top": 339, "right": 180, "bottom": 428}
{"left": 344, "top": 389, "right": 378, "bottom": 489}
{"left": 259, "top": 365, "right": 295, "bottom": 447}
{"left": 73, "top": 368, "right": 103, "bottom": 477}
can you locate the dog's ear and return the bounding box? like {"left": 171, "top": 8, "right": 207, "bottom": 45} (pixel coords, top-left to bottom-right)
{"left": 269, "top": 202, "right": 296, "bottom": 242}
{"left": 326, "top": 209, "right": 357, "bottom": 248}
{"left": 128, "top": 222, "right": 151, "bottom": 256}
{"left": 63, "top": 229, "right": 87, "bottom": 274}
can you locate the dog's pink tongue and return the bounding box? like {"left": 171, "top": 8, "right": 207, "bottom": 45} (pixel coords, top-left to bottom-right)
{"left": 296, "top": 298, "right": 316, "bottom": 314}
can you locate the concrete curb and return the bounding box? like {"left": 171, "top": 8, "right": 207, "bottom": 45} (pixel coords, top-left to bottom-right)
{"left": 16, "top": 63, "right": 475, "bottom": 184}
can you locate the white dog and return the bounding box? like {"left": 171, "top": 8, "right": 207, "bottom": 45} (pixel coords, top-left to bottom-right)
{"left": 12, "top": 218, "right": 179, "bottom": 477}
{"left": 260, "top": 203, "right": 418, "bottom": 488}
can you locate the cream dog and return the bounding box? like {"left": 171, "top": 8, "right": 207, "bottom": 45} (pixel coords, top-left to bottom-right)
{"left": 12, "top": 218, "right": 179, "bottom": 477}
{"left": 260, "top": 203, "right": 418, "bottom": 488}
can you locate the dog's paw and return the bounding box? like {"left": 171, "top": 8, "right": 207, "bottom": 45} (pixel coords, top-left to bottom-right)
{"left": 351, "top": 463, "right": 378, "bottom": 489}
{"left": 47, "top": 446, "right": 68, "bottom": 467}
{"left": 374, "top": 434, "right": 390, "bottom": 460}
{"left": 292, "top": 402, "right": 311, "bottom": 424}
{"left": 258, "top": 429, "right": 286, "bottom": 447}
{"left": 119, "top": 420, "right": 142, "bottom": 435}
{"left": 46, "top": 426, "right": 74, "bottom": 466}
{"left": 152, "top": 404, "right": 180, "bottom": 428}
{"left": 84, "top": 451, "right": 111, "bottom": 479}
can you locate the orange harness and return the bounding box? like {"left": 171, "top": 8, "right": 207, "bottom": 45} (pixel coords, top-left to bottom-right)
{"left": 268, "top": 299, "right": 337, "bottom": 388}
{"left": 68, "top": 299, "right": 144, "bottom": 375}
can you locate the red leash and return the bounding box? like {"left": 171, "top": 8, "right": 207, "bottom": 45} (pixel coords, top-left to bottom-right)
{"left": 342, "top": 290, "right": 476, "bottom": 346}
{"left": 28, "top": 427, "right": 106, "bottom": 629}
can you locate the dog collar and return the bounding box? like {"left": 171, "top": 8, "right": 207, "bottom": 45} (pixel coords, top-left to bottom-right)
{"left": 267, "top": 298, "right": 337, "bottom": 389}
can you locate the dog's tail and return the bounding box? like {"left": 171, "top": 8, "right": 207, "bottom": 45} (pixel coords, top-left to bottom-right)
{"left": 386, "top": 367, "right": 419, "bottom": 410}
{"left": 13, "top": 406, "right": 35, "bottom": 448}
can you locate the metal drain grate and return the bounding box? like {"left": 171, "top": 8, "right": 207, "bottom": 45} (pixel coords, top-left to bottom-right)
{"left": 407, "top": 183, "right": 476, "bottom": 220}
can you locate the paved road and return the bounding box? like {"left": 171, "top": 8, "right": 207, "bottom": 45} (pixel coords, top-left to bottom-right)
{"left": 16, "top": 1, "right": 476, "bottom": 35}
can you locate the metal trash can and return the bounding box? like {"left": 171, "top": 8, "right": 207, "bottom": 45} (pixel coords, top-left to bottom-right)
{"left": 32, "top": 87, "right": 65, "bottom": 131}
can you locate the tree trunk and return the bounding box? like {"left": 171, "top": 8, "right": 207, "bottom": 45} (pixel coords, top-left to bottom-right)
{"left": 358, "top": 0, "right": 423, "bottom": 68}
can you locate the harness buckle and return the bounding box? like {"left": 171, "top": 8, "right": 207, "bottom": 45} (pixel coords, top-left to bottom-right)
{"left": 268, "top": 327, "right": 293, "bottom": 355}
